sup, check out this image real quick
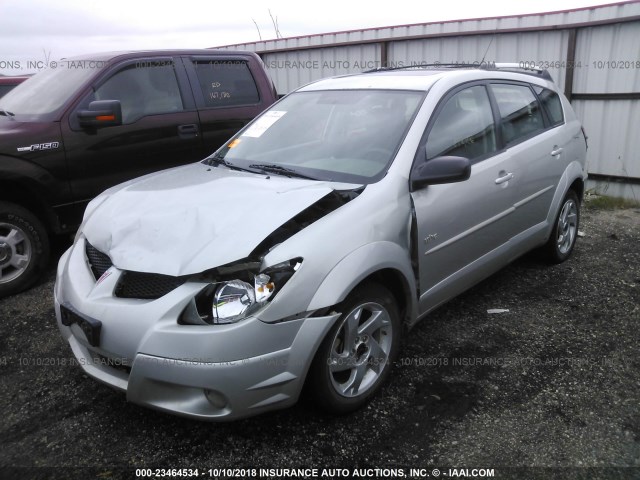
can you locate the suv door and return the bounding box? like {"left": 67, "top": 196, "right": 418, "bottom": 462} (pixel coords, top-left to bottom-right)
{"left": 489, "top": 82, "right": 568, "bottom": 234}
{"left": 60, "top": 57, "right": 202, "bottom": 222}
{"left": 183, "top": 56, "right": 270, "bottom": 156}
{"left": 411, "top": 84, "right": 521, "bottom": 314}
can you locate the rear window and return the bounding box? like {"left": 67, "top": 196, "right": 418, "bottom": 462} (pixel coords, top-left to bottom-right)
{"left": 491, "top": 83, "right": 545, "bottom": 145}
{"left": 192, "top": 60, "right": 260, "bottom": 108}
{"left": 534, "top": 86, "right": 564, "bottom": 126}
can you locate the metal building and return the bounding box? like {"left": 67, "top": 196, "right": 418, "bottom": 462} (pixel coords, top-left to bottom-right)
{"left": 218, "top": 1, "right": 640, "bottom": 200}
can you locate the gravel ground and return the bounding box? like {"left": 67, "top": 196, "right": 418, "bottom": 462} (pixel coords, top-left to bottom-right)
{"left": 0, "top": 205, "right": 638, "bottom": 480}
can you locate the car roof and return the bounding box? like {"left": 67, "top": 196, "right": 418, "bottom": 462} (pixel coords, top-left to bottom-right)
{"left": 57, "top": 49, "right": 260, "bottom": 64}
{"left": 299, "top": 65, "right": 556, "bottom": 93}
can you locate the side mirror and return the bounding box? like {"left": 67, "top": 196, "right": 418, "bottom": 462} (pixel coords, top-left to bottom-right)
{"left": 410, "top": 156, "right": 471, "bottom": 190}
{"left": 78, "top": 100, "right": 122, "bottom": 128}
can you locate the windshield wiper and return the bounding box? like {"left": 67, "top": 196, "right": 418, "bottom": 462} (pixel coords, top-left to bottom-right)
{"left": 0, "top": 109, "right": 15, "bottom": 117}
{"left": 248, "top": 163, "right": 316, "bottom": 180}
{"left": 204, "top": 155, "right": 260, "bottom": 174}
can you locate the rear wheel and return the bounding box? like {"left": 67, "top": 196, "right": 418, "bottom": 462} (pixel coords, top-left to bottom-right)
{"left": 308, "top": 282, "right": 401, "bottom": 414}
{"left": 542, "top": 190, "right": 580, "bottom": 264}
{"left": 0, "top": 202, "right": 50, "bottom": 297}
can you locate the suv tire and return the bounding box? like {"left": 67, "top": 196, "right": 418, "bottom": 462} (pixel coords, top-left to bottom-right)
{"left": 308, "top": 282, "right": 400, "bottom": 414}
{"left": 0, "top": 202, "right": 50, "bottom": 297}
{"left": 542, "top": 190, "right": 580, "bottom": 264}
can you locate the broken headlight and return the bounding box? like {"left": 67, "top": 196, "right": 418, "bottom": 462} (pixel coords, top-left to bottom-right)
{"left": 180, "top": 259, "right": 302, "bottom": 325}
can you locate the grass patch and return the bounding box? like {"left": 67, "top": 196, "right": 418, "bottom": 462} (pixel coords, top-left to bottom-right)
{"left": 584, "top": 194, "right": 640, "bottom": 210}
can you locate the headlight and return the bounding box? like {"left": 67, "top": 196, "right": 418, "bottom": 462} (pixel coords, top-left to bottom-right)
{"left": 180, "top": 259, "right": 301, "bottom": 325}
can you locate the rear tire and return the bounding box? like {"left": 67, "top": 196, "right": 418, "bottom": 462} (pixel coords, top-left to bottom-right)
{"left": 308, "top": 282, "right": 401, "bottom": 414}
{"left": 0, "top": 202, "right": 50, "bottom": 298}
{"left": 542, "top": 190, "right": 580, "bottom": 264}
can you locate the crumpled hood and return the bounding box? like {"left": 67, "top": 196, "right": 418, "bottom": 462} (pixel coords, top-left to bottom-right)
{"left": 83, "top": 163, "right": 345, "bottom": 276}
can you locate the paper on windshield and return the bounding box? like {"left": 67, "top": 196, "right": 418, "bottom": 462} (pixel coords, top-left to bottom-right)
{"left": 242, "top": 111, "right": 287, "bottom": 138}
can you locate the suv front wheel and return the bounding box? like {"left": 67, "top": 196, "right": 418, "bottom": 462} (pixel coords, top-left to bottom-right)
{"left": 0, "top": 202, "right": 50, "bottom": 297}
{"left": 308, "top": 282, "right": 401, "bottom": 413}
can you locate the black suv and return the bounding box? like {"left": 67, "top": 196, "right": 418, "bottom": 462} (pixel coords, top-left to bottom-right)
{"left": 0, "top": 50, "right": 278, "bottom": 297}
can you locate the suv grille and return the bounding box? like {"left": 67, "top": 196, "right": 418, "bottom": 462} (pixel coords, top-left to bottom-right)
{"left": 85, "top": 240, "right": 184, "bottom": 300}
{"left": 85, "top": 241, "right": 113, "bottom": 279}
{"left": 115, "top": 271, "right": 186, "bottom": 300}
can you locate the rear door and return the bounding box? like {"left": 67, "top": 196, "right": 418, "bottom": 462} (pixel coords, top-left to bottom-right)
{"left": 61, "top": 56, "right": 202, "bottom": 221}
{"left": 411, "top": 83, "right": 522, "bottom": 314}
{"left": 488, "top": 82, "right": 568, "bottom": 233}
{"left": 183, "top": 55, "right": 273, "bottom": 157}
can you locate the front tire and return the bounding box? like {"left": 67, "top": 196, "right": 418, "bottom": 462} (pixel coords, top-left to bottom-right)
{"left": 308, "top": 282, "right": 401, "bottom": 414}
{"left": 0, "top": 202, "right": 50, "bottom": 298}
{"left": 542, "top": 190, "right": 580, "bottom": 264}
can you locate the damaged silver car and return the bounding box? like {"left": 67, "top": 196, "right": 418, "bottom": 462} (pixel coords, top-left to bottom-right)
{"left": 55, "top": 64, "right": 587, "bottom": 420}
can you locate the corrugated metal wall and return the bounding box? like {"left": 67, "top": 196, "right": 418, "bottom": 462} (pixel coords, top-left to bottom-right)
{"left": 219, "top": 1, "right": 640, "bottom": 199}
{"left": 388, "top": 31, "right": 570, "bottom": 91}
{"left": 263, "top": 44, "right": 380, "bottom": 91}
{"left": 571, "top": 20, "right": 640, "bottom": 198}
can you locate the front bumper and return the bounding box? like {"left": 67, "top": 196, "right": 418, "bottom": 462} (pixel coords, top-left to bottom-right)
{"left": 54, "top": 242, "right": 339, "bottom": 421}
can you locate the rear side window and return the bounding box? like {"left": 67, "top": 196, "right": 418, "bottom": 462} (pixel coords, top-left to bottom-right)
{"left": 426, "top": 85, "right": 497, "bottom": 161}
{"left": 533, "top": 86, "right": 564, "bottom": 126}
{"left": 491, "top": 84, "right": 544, "bottom": 145}
{"left": 192, "top": 60, "right": 260, "bottom": 108}
{"left": 95, "top": 62, "right": 184, "bottom": 124}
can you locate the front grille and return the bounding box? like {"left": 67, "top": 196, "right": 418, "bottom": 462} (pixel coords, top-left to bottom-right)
{"left": 85, "top": 241, "right": 113, "bottom": 279}
{"left": 85, "top": 240, "right": 184, "bottom": 299}
{"left": 115, "top": 271, "right": 186, "bottom": 300}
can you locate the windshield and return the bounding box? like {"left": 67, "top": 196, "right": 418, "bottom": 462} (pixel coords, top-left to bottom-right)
{"left": 211, "top": 89, "right": 425, "bottom": 183}
{"left": 0, "top": 63, "right": 103, "bottom": 119}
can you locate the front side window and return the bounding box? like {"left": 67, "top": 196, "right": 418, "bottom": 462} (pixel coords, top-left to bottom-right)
{"left": 0, "top": 64, "right": 100, "bottom": 119}
{"left": 426, "top": 85, "right": 497, "bottom": 161}
{"left": 492, "top": 83, "right": 544, "bottom": 145}
{"left": 94, "top": 62, "right": 183, "bottom": 124}
{"left": 212, "top": 89, "right": 424, "bottom": 183}
{"left": 192, "top": 60, "right": 260, "bottom": 108}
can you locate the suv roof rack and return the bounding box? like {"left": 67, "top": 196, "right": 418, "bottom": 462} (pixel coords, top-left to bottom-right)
{"left": 364, "top": 62, "right": 552, "bottom": 81}
{"left": 482, "top": 62, "right": 553, "bottom": 81}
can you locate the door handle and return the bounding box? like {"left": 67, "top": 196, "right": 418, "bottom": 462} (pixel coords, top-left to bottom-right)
{"left": 495, "top": 172, "right": 514, "bottom": 185}
{"left": 550, "top": 146, "right": 563, "bottom": 156}
{"left": 178, "top": 124, "right": 199, "bottom": 139}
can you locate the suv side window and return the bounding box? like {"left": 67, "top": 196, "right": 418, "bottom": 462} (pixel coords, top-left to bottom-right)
{"left": 491, "top": 83, "right": 544, "bottom": 145}
{"left": 192, "top": 60, "right": 260, "bottom": 108}
{"left": 95, "top": 63, "right": 184, "bottom": 124}
{"left": 426, "top": 85, "right": 496, "bottom": 161}
{"left": 533, "top": 86, "right": 564, "bottom": 126}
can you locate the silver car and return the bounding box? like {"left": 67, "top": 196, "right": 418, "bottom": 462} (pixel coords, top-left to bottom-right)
{"left": 54, "top": 64, "right": 587, "bottom": 420}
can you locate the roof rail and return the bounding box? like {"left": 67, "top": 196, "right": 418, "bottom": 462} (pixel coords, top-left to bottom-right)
{"left": 481, "top": 62, "right": 553, "bottom": 80}
{"left": 364, "top": 61, "right": 553, "bottom": 81}
{"left": 363, "top": 63, "right": 479, "bottom": 74}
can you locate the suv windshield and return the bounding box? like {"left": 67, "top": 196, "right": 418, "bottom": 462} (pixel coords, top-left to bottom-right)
{"left": 0, "top": 63, "right": 103, "bottom": 119}
{"left": 212, "top": 89, "right": 424, "bottom": 183}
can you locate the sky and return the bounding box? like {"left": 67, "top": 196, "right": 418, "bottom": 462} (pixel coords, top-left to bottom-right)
{"left": 0, "top": 0, "right": 617, "bottom": 75}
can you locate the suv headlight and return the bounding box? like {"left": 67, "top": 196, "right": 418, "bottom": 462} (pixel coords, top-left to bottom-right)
{"left": 180, "top": 259, "right": 301, "bottom": 325}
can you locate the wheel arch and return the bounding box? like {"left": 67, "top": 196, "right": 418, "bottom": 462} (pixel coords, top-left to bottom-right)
{"left": 307, "top": 241, "right": 418, "bottom": 327}
{"left": 569, "top": 176, "right": 584, "bottom": 203}
{"left": 544, "top": 161, "right": 585, "bottom": 238}
{"left": 0, "top": 177, "right": 58, "bottom": 233}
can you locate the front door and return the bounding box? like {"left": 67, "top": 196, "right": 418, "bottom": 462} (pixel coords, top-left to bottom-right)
{"left": 61, "top": 57, "right": 202, "bottom": 223}
{"left": 410, "top": 84, "right": 521, "bottom": 314}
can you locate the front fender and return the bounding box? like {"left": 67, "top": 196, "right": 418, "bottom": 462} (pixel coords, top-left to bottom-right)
{"left": 307, "top": 241, "right": 417, "bottom": 320}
